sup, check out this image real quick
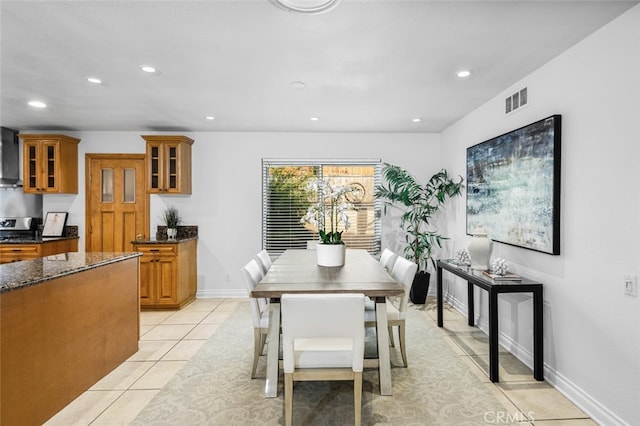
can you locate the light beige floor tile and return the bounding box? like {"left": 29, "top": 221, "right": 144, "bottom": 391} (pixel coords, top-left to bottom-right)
{"left": 90, "top": 361, "right": 155, "bottom": 390}
{"left": 532, "top": 419, "right": 597, "bottom": 426}
{"left": 201, "top": 309, "right": 233, "bottom": 324}
{"left": 184, "top": 323, "right": 221, "bottom": 339}
{"left": 130, "top": 360, "right": 188, "bottom": 389}
{"left": 139, "top": 310, "right": 174, "bottom": 326}
{"left": 441, "top": 317, "right": 478, "bottom": 333}
{"left": 161, "top": 339, "right": 207, "bottom": 361}
{"left": 215, "top": 299, "right": 243, "bottom": 311}
{"left": 44, "top": 390, "right": 123, "bottom": 425}
{"left": 160, "top": 310, "right": 210, "bottom": 325}
{"left": 140, "top": 324, "right": 196, "bottom": 340}
{"left": 90, "top": 389, "right": 160, "bottom": 425}
{"left": 497, "top": 382, "right": 589, "bottom": 421}
{"left": 469, "top": 353, "right": 538, "bottom": 383}
{"left": 127, "top": 340, "right": 179, "bottom": 362}
{"left": 139, "top": 324, "right": 155, "bottom": 337}
{"left": 182, "top": 299, "right": 223, "bottom": 312}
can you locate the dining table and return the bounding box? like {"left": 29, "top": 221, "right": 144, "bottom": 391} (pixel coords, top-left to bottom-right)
{"left": 250, "top": 248, "right": 404, "bottom": 398}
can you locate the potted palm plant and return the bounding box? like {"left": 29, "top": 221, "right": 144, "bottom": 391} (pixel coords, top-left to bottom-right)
{"left": 162, "top": 206, "right": 182, "bottom": 240}
{"left": 375, "top": 163, "right": 464, "bottom": 303}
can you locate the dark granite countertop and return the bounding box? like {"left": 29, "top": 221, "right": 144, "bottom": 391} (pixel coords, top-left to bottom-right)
{"left": 0, "top": 236, "right": 80, "bottom": 245}
{"left": 132, "top": 236, "right": 198, "bottom": 244}
{"left": 0, "top": 252, "right": 142, "bottom": 294}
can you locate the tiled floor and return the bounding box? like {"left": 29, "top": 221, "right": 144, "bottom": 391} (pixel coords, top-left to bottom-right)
{"left": 45, "top": 298, "right": 594, "bottom": 425}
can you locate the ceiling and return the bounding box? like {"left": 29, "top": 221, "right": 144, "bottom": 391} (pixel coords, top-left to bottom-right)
{"left": 1, "top": 0, "right": 637, "bottom": 133}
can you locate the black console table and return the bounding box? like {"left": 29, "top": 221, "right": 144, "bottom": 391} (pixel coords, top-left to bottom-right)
{"left": 436, "top": 259, "right": 544, "bottom": 382}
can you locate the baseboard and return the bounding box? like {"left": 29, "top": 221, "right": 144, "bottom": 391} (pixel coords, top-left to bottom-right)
{"left": 196, "top": 289, "right": 247, "bottom": 299}
{"left": 443, "top": 292, "right": 629, "bottom": 426}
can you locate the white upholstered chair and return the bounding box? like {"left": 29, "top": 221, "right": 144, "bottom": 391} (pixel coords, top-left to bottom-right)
{"left": 241, "top": 258, "right": 270, "bottom": 379}
{"left": 281, "top": 293, "right": 366, "bottom": 426}
{"left": 365, "top": 255, "right": 418, "bottom": 368}
{"left": 379, "top": 248, "right": 398, "bottom": 272}
{"left": 254, "top": 249, "right": 273, "bottom": 275}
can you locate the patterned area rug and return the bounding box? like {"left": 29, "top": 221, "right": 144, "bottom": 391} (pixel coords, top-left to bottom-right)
{"left": 132, "top": 301, "right": 510, "bottom": 425}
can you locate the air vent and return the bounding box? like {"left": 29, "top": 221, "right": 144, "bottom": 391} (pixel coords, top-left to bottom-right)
{"left": 505, "top": 87, "right": 528, "bottom": 115}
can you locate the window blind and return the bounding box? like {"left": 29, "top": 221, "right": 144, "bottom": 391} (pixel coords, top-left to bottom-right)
{"left": 262, "top": 159, "right": 382, "bottom": 257}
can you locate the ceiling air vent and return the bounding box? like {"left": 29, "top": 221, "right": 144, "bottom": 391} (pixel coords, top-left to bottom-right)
{"left": 505, "top": 87, "right": 528, "bottom": 115}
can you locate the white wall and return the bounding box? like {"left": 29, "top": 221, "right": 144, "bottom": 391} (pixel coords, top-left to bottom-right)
{"left": 40, "top": 131, "right": 441, "bottom": 297}
{"left": 440, "top": 5, "right": 640, "bottom": 425}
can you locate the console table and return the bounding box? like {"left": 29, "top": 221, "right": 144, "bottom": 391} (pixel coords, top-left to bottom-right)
{"left": 436, "top": 259, "right": 544, "bottom": 382}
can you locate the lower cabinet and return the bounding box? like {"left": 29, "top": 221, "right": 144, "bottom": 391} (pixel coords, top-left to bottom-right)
{"left": 134, "top": 238, "right": 197, "bottom": 309}
{"left": 0, "top": 238, "right": 79, "bottom": 264}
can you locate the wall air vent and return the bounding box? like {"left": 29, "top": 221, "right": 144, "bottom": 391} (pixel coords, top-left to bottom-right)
{"left": 505, "top": 87, "right": 528, "bottom": 115}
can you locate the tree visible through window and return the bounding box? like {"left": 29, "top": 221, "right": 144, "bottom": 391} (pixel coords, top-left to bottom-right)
{"left": 262, "top": 160, "right": 381, "bottom": 257}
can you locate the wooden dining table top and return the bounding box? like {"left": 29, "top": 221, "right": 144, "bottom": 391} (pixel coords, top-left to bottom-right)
{"left": 250, "top": 248, "right": 404, "bottom": 299}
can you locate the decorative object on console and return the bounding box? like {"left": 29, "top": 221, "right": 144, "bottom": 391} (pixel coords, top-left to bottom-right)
{"left": 454, "top": 248, "right": 471, "bottom": 266}
{"left": 482, "top": 270, "right": 522, "bottom": 282}
{"left": 490, "top": 257, "right": 508, "bottom": 275}
{"left": 468, "top": 225, "right": 493, "bottom": 270}
{"left": 466, "top": 114, "right": 561, "bottom": 255}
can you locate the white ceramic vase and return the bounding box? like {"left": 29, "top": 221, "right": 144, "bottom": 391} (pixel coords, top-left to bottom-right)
{"left": 468, "top": 225, "right": 493, "bottom": 270}
{"left": 316, "top": 243, "right": 346, "bottom": 267}
{"left": 167, "top": 228, "right": 177, "bottom": 240}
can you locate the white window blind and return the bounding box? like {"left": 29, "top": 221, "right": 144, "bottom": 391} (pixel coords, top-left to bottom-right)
{"left": 262, "top": 159, "right": 382, "bottom": 257}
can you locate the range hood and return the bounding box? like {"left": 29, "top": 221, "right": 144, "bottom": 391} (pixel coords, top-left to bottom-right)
{"left": 0, "top": 127, "right": 22, "bottom": 188}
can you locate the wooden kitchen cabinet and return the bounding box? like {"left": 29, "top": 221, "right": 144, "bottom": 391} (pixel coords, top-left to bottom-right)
{"left": 0, "top": 238, "right": 79, "bottom": 264}
{"left": 141, "top": 135, "right": 194, "bottom": 194}
{"left": 133, "top": 238, "right": 197, "bottom": 309}
{"left": 19, "top": 134, "right": 81, "bottom": 194}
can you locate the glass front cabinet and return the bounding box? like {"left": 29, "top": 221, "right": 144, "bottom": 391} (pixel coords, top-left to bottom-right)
{"left": 141, "top": 135, "right": 194, "bottom": 194}
{"left": 20, "top": 134, "right": 81, "bottom": 194}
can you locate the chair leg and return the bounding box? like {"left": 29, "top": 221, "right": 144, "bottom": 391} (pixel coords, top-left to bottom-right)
{"left": 354, "top": 372, "right": 363, "bottom": 426}
{"left": 252, "top": 329, "right": 261, "bottom": 379}
{"left": 388, "top": 325, "right": 395, "bottom": 347}
{"left": 285, "top": 373, "right": 293, "bottom": 426}
{"left": 399, "top": 323, "right": 407, "bottom": 368}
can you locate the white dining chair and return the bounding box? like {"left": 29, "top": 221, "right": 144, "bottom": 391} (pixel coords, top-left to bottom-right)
{"left": 365, "top": 255, "right": 418, "bottom": 368}
{"left": 379, "top": 248, "right": 398, "bottom": 272}
{"left": 281, "top": 293, "right": 366, "bottom": 426}
{"left": 241, "top": 258, "right": 270, "bottom": 379}
{"left": 254, "top": 249, "right": 273, "bottom": 275}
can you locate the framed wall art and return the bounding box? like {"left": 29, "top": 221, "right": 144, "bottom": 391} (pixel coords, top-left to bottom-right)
{"left": 466, "top": 115, "right": 561, "bottom": 254}
{"left": 42, "top": 212, "right": 68, "bottom": 237}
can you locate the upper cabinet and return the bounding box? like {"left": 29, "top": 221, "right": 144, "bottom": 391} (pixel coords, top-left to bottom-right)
{"left": 20, "top": 134, "right": 81, "bottom": 194}
{"left": 141, "top": 135, "right": 194, "bottom": 194}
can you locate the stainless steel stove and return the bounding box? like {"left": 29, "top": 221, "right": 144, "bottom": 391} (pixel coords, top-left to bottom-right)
{"left": 0, "top": 216, "right": 40, "bottom": 241}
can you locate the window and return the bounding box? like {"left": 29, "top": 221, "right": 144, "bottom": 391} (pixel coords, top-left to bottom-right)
{"left": 262, "top": 159, "right": 382, "bottom": 257}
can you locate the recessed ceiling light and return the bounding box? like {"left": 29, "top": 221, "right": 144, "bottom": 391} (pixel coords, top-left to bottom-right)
{"left": 290, "top": 81, "right": 306, "bottom": 89}
{"left": 140, "top": 65, "right": 157, "bottom": 73}
{"left": 310, "top": 117, "right": 319, "bottom": 121}
{"left": 456, "top": 70, "right": 472, "bottom": 78}
{"left": 87, "top": 77, "right": 102, "bottom": 84}
{"left": 412, "top": 118, "right": 422, "bottom": 123}
{"left": 205, "top": 116, "right": 215, "bottom": 120}
{"left": 270, "top": 0, "right": 341, "bottom": 14}
{"left": 28, "top": 100, "right": 47, "bottom": 108}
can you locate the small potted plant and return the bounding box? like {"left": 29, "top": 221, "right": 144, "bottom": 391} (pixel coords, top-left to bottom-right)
{"left": 162, "top": 206, "right": 182, "bottom": 240}
{"left": 375, "top": 163, "right": 464, "bottom": 303}
{"left": 301, "top": 178, "right": 354, "bottom": 266}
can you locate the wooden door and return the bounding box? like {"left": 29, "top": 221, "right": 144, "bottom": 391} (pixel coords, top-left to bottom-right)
{"left": 86, "top": 154, "right": 148, "bottom": 252}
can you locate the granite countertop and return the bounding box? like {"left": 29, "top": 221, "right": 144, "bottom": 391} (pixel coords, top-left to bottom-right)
{"left": 0, "top": 236, "right": 80, "bottom": 244}
{"left": 0, "top": 252, "right": 142, "bottom": 294}
{"left": 132, "top": 236, "right": 198, "bottom": 244}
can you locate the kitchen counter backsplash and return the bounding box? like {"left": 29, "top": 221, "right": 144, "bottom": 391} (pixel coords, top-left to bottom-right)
{"left": 156, "top": 225, "right": 198, "bottom": 241}
{"left": 63, "top": 225, "right": 79, "bottom": 238}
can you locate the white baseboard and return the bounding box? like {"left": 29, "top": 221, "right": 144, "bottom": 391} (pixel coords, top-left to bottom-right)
{"left": 196, "top": 289, "right": 247, "bottom": 299}
{"left": 443, "top": 292, "right": 629, "bottom": 426}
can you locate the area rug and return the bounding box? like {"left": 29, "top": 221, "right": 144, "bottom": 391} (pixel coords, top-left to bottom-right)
{"left": 131, "top": 301, "right": 510, "bottom": 425}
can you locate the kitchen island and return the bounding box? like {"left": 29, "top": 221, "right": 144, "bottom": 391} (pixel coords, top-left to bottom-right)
{"left": 0, "top": 252, "right": 141, "bottom": 425}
